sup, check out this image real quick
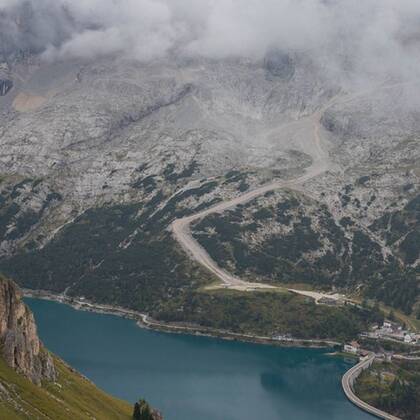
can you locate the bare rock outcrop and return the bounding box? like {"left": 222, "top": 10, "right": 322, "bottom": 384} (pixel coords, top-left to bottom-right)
{"left": 0, "top": 79, "right": 12, "bottom": 96}
{"left": 133, "top": 398, "right": 164, "bottom": 420}
{"left": 0, "top": 275, "right": 56, "bottom": 384}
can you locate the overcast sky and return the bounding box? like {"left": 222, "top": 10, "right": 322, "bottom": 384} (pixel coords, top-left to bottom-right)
{"left": 1, "top": 0, "right": 419, "bottom": 83}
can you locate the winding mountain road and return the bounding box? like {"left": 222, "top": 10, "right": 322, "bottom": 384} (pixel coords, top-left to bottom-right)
{"left": 171, "top": 81, "right": 413, "bottom": 293}
{"left": 171, "top": 97, "right": 335, "bottom": 291}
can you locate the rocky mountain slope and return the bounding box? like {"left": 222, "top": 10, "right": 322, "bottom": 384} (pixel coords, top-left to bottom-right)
{"left": 0, "top": 1, "right": 419, "bottom": 328}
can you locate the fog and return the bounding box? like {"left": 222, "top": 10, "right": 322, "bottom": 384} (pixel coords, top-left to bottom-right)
{"left": 1, "top": 0, "right": 420, "bottom": 83}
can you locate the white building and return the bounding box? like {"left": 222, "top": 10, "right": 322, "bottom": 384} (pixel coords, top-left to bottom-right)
{"left": 344, "top": 341, "right": 360, "bottom": 354}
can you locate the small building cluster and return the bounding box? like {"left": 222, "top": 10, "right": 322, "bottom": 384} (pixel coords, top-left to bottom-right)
{"left": 272, "top": 333, "right": 294, "bottom": 342}
{"left": 364, "top": 320, "right": 420, "bottom": 344}
{"left": 343, "top": 341, "right": 369, "bottom": 357}
{"left": 343, "top": 341, "right": 360, "bottom": 354}
{"left": 343, "top": 320, "right": 420, "bottom": 363}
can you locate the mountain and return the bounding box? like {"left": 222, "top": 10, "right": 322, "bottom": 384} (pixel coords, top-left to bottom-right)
{"left": 0, "top": 275, "right": 134, "bottom": 419}
{"left": 0, "top": 0, "right": 418, "bottom": 337}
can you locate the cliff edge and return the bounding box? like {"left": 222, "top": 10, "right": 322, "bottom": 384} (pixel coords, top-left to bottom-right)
{"left": 0, "top": 275, "right": 56, "bottom": 384}
{"left": 0, "top": 275, "right": 134, "bottom": 419}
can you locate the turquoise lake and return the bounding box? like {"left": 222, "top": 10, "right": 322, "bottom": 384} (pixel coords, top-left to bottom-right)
{"left": 26, "top": 298, "right": 372, "bottom": 420}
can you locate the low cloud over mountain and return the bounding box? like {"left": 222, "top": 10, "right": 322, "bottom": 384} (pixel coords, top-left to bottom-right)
{"left": 1, "top": 0, "right": 420, "bottom": 84}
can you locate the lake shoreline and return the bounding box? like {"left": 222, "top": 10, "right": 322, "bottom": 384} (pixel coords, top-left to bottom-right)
{"left": 26, "top": 292, "right": 368, "bottom": 420}
{"left": 23, "top": 288, "right": 342, "bottom": 349}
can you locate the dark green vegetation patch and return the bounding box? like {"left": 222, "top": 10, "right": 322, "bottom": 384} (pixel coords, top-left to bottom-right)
{"left": 192, "top": 192, "right": 419, "bottom": 314}
{"left": 0, "top": 201, "right": 211, "bottom": 312}
{"left": 0, "top": 178, "right": 62, "bottom": 244}
{"left": 0, "top": 189, "right": 382, "bottom": 341}
{"left": 355, "top": 359, "right": 420, "bottom": 420}
{"left": 371, "top": 194, "right": 420, "bottom": 265}
{"left": 158, "top": 289, "right": 383, "bottom": 341}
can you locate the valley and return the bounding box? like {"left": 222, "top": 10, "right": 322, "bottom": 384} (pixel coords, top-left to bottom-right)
{"left": 25, "top": 296, "right": 372, "bottom": 420}
{"left": 1, "top": 0, "right": 420, "bottom": 418}
{"left": 0, "top": 55, "right": 418, "bottom": 338}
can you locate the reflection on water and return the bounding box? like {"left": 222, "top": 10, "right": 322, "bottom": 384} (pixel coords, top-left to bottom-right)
{"left": 26, "top": 298, "right": 373, "bottom": 420}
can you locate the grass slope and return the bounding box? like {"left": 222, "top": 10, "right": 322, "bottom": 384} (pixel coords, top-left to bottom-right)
{"left": 0, "top": 355, "right": 132, "bottom": 419}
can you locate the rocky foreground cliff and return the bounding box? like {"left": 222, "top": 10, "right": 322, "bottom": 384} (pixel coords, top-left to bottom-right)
{"left": 0, "top": 274, "right": 55, "bottom": 384}
{"left": 0, "top": 275, "right": 145, "bottom": 419}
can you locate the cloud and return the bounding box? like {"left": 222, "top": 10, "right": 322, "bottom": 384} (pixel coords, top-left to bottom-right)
{"left": 1, "top": 0, "right": 420, "bottom": 83}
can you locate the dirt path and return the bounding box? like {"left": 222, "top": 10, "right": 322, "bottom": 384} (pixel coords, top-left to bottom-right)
{"left": 171, "top": 96, "right": 336, "bottom": 292}
{"left": 171, "top": 83, "right": 411, "bottom": 294}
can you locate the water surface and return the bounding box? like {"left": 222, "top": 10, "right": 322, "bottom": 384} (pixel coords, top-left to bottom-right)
{"left": 26, "top": 298, "right": 372, "bottom": 420}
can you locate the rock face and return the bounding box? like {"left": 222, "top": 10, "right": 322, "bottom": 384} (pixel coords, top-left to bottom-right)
{"left": 0, "top": 275, "right": 56, "bottom": 384}
{"left": 0, "top": 79, "right": 12, "bottom": 96}
{"left": 133, "top": 399, "right": 164, "bottom": 420}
